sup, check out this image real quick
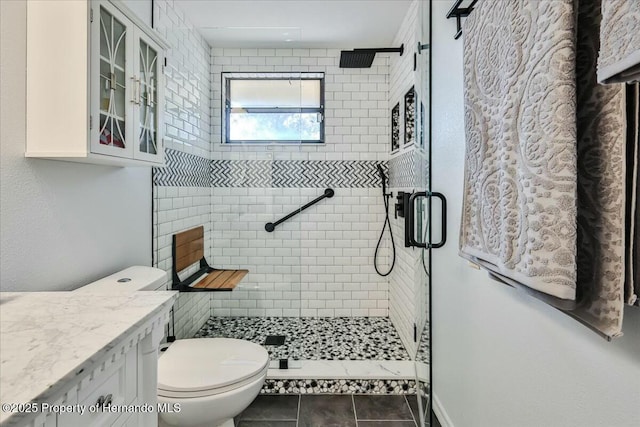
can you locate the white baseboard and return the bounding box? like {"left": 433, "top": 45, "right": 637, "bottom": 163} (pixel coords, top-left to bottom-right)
{"left": 433, "top": 393, "right": 454, "bottom": 427}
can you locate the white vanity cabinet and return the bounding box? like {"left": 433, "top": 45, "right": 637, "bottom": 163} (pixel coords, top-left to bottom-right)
{"left": 25, "top": 0, "right": 167, "bottom": 167}
{"left": 0, "top": 291, "right": 177, "bottom": 427}
{"left": 26, "top": 327, "right": 163, "bottom": 427}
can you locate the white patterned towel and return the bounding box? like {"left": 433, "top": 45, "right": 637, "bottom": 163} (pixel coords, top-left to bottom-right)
{"left": 461, "top": 0, "right": 579, "bottom": 301}
{"left": 461, "top": 0, "right": 627, "bottom": 339}
{"left": 598, "top": 0, "right": 640, "bottom": 83}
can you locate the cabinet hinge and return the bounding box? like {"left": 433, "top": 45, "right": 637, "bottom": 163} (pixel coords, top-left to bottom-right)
{"left": 89, "top": 115, "right": 93, "bottom": 130}
{"left": 90, "top": 8, "right": 94, "bottom": 23}
{"left": 413, "top": 323, "right": 417, "bottom": 342}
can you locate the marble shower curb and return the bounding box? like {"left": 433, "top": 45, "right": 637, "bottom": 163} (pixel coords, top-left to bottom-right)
{"left": 262, "top": 360, "right": 423, "bottom": 395}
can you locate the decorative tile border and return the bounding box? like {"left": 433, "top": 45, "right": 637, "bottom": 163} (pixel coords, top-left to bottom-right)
{"left": 389, "top": 150, "right": 416, "bottom": 188}
{"left": 261, "top": 379, "right": 417, "bottom": 395}
{"left": 153, "top": 149, "right": 211, "bottom": 187}
{"left": 212, "top": 159, "right": 386, "bottom": 188}
{"left": 153, "top": 149, "right": 387, "bottom": 188}
{"left": 389, "top": 149, "right": 428, "bottom": 189}
{"left": 210, "top": 159, "right": 272, "bottom": 187}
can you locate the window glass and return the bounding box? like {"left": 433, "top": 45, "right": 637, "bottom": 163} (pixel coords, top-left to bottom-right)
{"left": 223, "top": 72, "right": 324, "bottom": 143}
{"left": 229, "top": 79, "right": 321, "bottom": 108}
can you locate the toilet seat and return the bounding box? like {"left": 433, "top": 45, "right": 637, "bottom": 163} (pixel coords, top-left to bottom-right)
{"left": 158, "top": 338, "right": 269, "bottom": 399}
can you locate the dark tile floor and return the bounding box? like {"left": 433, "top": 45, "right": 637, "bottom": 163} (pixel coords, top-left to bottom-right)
{"left": 235, "top": 394, "right": 428, "bottom": 427}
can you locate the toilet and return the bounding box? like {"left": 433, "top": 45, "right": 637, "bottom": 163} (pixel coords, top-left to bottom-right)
{"left": 75, "top": 266, "right": 269, "bottom": 427}
{"left": 73, "top": 265, "right": 168, "bottom": 292}
{"left": 157, "top": 338, "right": 269, "bottom": 427}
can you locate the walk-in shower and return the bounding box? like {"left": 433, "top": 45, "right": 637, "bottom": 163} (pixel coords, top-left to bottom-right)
{"left": 152, "top": 0, "right": 433, "bottom": 425}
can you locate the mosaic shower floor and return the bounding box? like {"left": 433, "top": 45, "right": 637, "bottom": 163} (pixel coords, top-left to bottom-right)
{"left": 195, "top": 317, "right": 411, "bottom": 361}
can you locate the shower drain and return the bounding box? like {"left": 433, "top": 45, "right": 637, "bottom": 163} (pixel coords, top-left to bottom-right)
{"left": 264, "top": 335, "right": 286, "bottom": 346}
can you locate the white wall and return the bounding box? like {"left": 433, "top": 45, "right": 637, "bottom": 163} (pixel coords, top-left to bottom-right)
{"left": 0, "top": 0, "right": 151, "bottom": 292}
{"left": 431, "top": 2, "right": 640, "bottom": 426}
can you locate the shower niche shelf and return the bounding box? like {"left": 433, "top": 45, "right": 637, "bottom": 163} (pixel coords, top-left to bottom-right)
{"left": 404, "top": 86, "right": 416, "bottom": 146}
{"left": 172, "top": 226, "right": 248, "bottom": 292}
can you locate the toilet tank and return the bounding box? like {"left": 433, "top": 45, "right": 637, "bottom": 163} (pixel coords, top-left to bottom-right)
{"left": 74, "top": 266, "right": 168, "bottom": 293}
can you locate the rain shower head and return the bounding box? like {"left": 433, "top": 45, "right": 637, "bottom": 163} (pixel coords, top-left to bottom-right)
{"left": 340, "top": 50, "right": 377, "bottom": 68}
{"left": 339, "top": 44, "right": 404, "bottom": 68}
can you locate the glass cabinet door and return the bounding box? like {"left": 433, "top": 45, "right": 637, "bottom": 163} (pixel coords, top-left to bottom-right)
{"left": 90, "top": 1, "right": 134, "bottom": 158}
{"left": 133, "top": 30, "right": 163, "bottom": 162}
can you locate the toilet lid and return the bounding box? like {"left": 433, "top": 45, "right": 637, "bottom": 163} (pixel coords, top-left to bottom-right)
{"left": 157, "top": 338, "right": 269, "bottom": 394}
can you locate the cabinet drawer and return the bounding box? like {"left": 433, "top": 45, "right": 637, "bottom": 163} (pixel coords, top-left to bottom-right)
{"left": 57, "top": 363, "right": 123, "bottom": 427}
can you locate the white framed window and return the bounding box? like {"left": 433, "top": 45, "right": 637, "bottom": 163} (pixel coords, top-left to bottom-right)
{"left": 222, "top": 72, "right": 325, "bottom": 144}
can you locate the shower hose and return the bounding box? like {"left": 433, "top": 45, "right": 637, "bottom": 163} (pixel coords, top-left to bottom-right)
{"left": 374, "top": 192, "right": 396, "bottom": 276}
{"left": 373, "top": 193, "right": 430, "bottom": 278}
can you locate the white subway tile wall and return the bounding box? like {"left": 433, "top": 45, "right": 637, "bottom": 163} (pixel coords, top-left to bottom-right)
{"left": 153, "top": 0, "right": 212, "bottom": 339}
{"left": 208, "top": 48, "right": 392, "bottom": 317}
{"left": 209, "top": 187, "right": 390, "bottom": 317}
{"left": 210, "top": 49, "right": 389, "bottom": 160}
{"left": 387, "top": 0, "right": 428, "bottom": 357}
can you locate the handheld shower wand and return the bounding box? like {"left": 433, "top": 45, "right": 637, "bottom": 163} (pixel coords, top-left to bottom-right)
{"left": 374, "top": 165, "right": 396, "bottom": 277}
{"left": 377, "top": 164, "right": 388, "bottom": 198}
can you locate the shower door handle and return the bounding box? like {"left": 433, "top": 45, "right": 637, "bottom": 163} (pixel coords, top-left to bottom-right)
{"left": 407, "top": 191, "right": 427, "bottom": 248}
{"left": 429, "top": 192, "right": 447, "bottom": 249}
{"left": 407, "top": 191, "right": 447, "bottom": 249}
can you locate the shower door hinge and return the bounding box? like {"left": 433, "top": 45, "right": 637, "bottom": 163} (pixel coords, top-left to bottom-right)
{"left": 413, "top": 323, "right": 417, "bottom": 342}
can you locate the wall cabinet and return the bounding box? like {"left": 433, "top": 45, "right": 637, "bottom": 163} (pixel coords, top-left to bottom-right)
{"left": 26, "top": 0, "right": 168, "bottom": 167}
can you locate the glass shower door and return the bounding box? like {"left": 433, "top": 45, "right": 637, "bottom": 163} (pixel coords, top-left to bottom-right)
{"left": 414, "top": 0, "right": 432, "bottom": 425}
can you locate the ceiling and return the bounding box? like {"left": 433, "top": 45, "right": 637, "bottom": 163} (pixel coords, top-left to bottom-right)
{"left": 177, "top": 1, "right": 413, "bottom": 48}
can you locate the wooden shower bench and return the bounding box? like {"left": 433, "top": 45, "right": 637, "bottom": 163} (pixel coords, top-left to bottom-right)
{"left": 171, "top": 226, "right": 248, "bottom": 292}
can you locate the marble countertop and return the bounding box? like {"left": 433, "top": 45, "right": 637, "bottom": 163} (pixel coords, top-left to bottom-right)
{"left": 0, "top": 291, "right": 177, "bottom": 425}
